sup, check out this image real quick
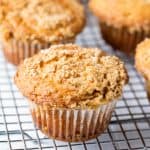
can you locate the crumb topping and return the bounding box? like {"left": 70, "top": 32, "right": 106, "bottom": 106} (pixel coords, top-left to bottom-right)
{"left": 135, "top": 38, "right": 150, "bottom": 81}
{"left": 89, "top": 0, "right": 150, "bottom": 32}
{"left": 14, "top": 44, "right": 128, "bottom": 109}
{"left": 0, "top": 0, "right": 85, "bottom": 42}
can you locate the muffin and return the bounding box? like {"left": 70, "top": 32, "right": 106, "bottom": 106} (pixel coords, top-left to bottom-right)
{"left": 89, "top": 0, "right": 150, "bottom": 55}
{"left": 135, "top": 39, "right": 150, "bottom": 100}
{"left": 0, "top": 0, "right": 85, "bottom": 65}
{"left": 14, "top": 44, "right": 128, "bottom": 142}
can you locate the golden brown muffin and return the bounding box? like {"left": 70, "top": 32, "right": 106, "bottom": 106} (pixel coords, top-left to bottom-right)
{"left": 0, "top": 0, "right": 85, "bottom": 65}
{"left": 14, "top": 44, "right": 128, "bottom": 108}
{"left": 135, "top": 38, "right": 150, "bottom": 100}
{"left": 14, "top": 44, "right": 128, "bottom": 141}
{"left": 89, "top": 0, "right": 150, "bottom": 55}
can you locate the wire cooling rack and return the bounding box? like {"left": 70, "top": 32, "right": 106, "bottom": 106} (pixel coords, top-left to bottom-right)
{"left": 0, "top": 1, "right": 150, "bottom": 150}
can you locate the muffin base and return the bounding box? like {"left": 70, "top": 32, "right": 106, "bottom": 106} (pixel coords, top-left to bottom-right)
{"left": 29, "top": 101, "right": 116, "bottom": 142}
{"left": 100, "top": 22, "right": 150, "bottom": 55}
{"left": 2, "top": 38, "right": 75, "bottom": 65}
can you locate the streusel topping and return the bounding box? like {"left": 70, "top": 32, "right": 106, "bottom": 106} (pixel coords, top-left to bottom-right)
{"left": 89, "top": 0, "right": 150, "bottom": 32}
{"left": 0, "top": 0, "right": 85, "bottom": 42}
{"left": 14, "top": 44, "right": 128, "bottom": 109}
{"left": 135, "top": 39, "right": 150, "bottom": 81}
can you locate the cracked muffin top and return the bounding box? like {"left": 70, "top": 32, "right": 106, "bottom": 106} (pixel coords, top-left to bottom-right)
{"left": 0, "top": 0, "right": 85, "bottom": 43}
{"left": 14, "top": 44, "right": 128, "bottom": 109}
{"left": 89, "top": 0, "right": 150, "bottom": 32}
{"left": 135, "top": 39, "right": 150, "bottom": 81}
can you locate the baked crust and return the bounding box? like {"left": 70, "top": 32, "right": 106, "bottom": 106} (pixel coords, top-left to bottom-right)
{"left": 0, "top": 0, "right": 85, "bottom": 43}
{"left": 89, "top": 0, "right": 150, "bottom": 32}
{"left": 14, "top": 44, "right": 128, "bottom": 109}
{"left": 135, "top": 38, "right": 150, "bottom": 81}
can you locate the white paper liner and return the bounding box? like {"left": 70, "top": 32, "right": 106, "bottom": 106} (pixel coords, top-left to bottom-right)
{"left": 29, "top": 101, "right": 116, "bottom": 142}
{"left": 2, "top": 38, "right": 75, "bottom": 65}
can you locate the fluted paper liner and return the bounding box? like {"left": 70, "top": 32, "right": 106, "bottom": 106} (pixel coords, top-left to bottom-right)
{"left": 100, "top": 22, "right": 150, "bottom": 55}
{"left": 2, "top": 38, "right": 75, "bottom": 65}
{"left": 29, "top": 101, "right": 116, "bottom": 142}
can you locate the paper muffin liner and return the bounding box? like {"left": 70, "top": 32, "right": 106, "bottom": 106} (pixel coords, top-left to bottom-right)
{"left": 146, "top": 80, "right": 150, "bottom": 101}
{"left": 2, "top": 38, "right": 75, "bottom": 65}
{"left": 29, "top": 100, "right": 116, "bottom": 142}
{"left": 100, "top": 22, "right": 150, "bottom": 55}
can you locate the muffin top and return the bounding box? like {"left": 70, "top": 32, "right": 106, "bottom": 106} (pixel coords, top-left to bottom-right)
{"left": 135, "top": 39, "right": 150, "bottom": 81}
{"left": 0, "top": 0, "right": 85, "bottom": 43}
{"left": 14, "top": 44, "right": 128, "bottom": 109}
{"left": 89, "top": 0, "right": 150, "bottom": 32}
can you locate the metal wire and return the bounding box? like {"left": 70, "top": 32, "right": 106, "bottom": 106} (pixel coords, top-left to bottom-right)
{"left": 0, "top": 1, "right": 150, "bottom": 150}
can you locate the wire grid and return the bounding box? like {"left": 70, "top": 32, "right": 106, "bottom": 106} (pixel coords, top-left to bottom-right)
{"left": 0, "top": 2, "right": 150, "bottom": 150}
